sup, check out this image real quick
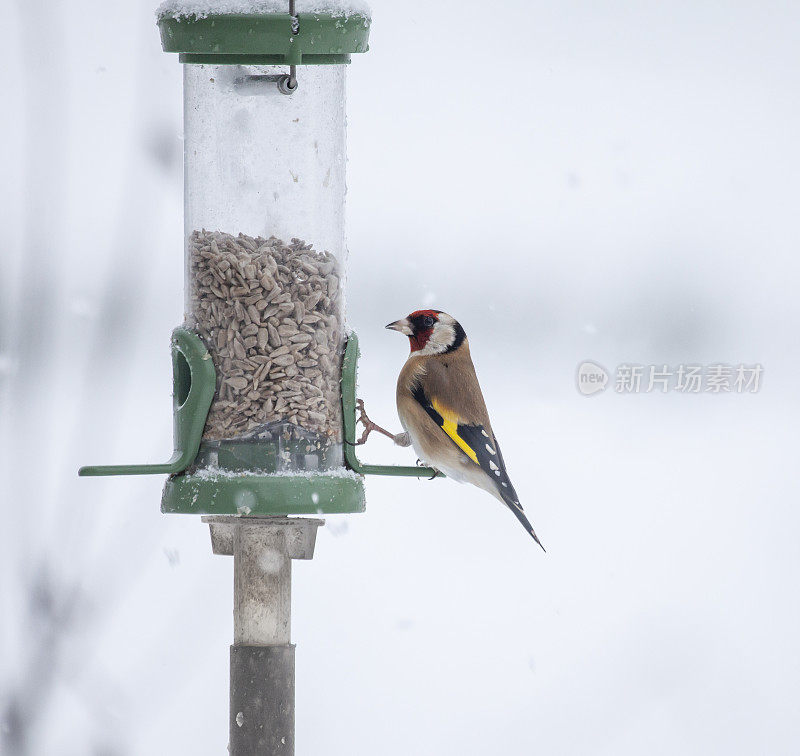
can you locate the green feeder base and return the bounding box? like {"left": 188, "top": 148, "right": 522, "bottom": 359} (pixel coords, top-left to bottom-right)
{"left": 161, "top": 469, "right": 365, "bottom": 516}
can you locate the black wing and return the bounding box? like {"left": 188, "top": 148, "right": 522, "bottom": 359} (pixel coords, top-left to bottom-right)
{"left": 412, "top": 384, "right": 545, "bottom": 550}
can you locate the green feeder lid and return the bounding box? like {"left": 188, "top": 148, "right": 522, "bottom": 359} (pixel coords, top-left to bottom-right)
{"left": 157, "top": 1, "right": 371, "bottom": 65}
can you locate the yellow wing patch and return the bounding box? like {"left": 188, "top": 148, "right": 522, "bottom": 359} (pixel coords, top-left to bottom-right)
{"left": 431, "top": 399, "right": 479, "bottom": 464}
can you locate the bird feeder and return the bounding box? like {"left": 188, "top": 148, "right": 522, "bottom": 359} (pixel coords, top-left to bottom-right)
{"left": 79, "top": 1, "right": 433, "bottom": 514}
{"left": 78, "top": 5, "right": 444, "bottom": 751}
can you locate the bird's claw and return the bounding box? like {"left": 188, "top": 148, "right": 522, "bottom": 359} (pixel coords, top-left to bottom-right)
{"left": 416, "top": 458, "right": 439, "bottom": 480}
{"left": 355, "top": 399, "right": 406, "bottom": 446}
{"left": 355, "top": 398, "right": 380, "bottom": 445}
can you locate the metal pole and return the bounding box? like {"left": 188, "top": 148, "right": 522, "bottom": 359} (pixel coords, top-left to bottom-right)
{"left": 203, "top": 516, "right": 323, "bottom": 756}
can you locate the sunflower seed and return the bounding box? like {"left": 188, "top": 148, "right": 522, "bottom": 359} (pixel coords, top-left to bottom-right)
{"left": 187, "top": 229, "right": 343, "bottom": 442}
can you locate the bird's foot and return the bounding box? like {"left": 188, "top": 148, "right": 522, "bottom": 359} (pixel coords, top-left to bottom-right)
{"left": 355, "top": 399, "right": 398, "bottom": 446}
{"left": 416, "top": 458, "right": 440, "bottom": 480}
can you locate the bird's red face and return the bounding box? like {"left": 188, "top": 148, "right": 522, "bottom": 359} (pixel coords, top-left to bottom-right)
{"left": 386, "top": 310, "right": 466, "bottom": 356}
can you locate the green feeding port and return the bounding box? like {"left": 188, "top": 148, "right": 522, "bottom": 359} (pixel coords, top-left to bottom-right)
{"left": 341, "top": 335, "right": 440, "bottom": 479}
{"left": 78, "top": 328, "right": 216, "bottom": 477}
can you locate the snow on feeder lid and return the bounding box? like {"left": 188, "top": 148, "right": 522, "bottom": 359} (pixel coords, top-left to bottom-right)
{"left": 78, "top": 0, "right": 371, "bottom": 518}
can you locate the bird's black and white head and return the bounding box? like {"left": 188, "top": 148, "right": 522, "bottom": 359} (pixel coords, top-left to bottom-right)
{"left": 386, "top": 310, "right": 467, "bottom": 356}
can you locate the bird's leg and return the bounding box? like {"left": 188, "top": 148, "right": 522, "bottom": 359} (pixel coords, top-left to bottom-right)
{"left": 355, "top": 399, "right": 408, "bottom": 446}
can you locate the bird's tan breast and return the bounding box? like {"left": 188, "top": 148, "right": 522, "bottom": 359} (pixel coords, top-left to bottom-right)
{"left": 395, "top": 344, "right": 494, "bottom": 467}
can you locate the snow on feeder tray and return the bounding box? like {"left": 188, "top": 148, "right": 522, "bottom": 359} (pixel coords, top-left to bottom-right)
{"left": 79, "top": 1, "right": 436, "bottom": 518}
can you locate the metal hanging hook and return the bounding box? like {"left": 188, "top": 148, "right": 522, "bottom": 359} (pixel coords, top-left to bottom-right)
{"left": 277, "top": 68, "right": 298, "bottom": 95}
{"left": 278, "top": 0, "right": 299, "bottom": 95}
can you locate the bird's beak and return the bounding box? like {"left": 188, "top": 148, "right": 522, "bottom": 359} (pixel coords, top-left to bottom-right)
{"left": 385, "top": 318, "right": 413, "bottom": 336}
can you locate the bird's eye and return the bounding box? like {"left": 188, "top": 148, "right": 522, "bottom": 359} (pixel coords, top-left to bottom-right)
{"left": 423, "top": 315, "right": 435, "bottom": 328}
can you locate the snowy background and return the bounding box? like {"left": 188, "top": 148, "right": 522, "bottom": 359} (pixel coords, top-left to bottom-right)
{"left": 2, "top": 0, "right": 800, "bottom": 754}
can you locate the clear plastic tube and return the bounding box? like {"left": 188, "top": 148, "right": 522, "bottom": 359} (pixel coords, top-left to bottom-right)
{"left": 183, "top": 64, "right": 347, "bottom": 471}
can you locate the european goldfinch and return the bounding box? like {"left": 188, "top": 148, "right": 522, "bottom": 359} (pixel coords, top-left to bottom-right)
{"left": 357, "top": 310, "right": 544, "bottom": 550}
